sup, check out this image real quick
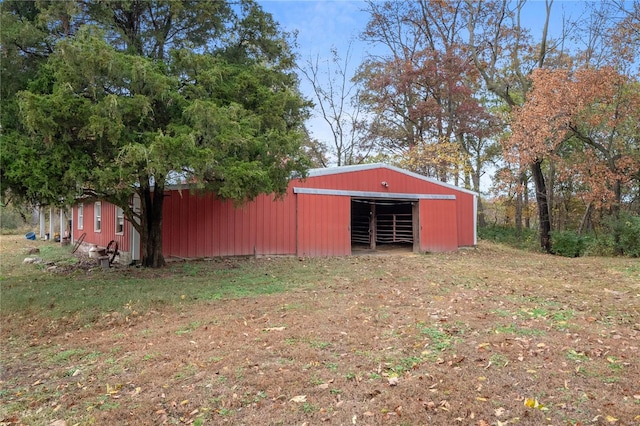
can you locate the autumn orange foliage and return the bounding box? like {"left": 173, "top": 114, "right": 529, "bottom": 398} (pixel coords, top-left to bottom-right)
{"left": 507, "top": 67, "right": 640, "bottom": 208}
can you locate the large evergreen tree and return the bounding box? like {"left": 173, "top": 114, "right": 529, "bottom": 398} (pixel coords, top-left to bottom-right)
{"left": 2, "top": 0, "right": 311, "bottom": 267}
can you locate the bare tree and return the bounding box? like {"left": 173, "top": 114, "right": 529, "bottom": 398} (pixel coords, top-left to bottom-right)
{"left": 299, "top": 43, "right": 372, "bottom": 166}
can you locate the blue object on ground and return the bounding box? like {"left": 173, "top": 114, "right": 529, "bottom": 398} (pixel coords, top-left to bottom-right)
{"left": 25, "top": 231, "right": 36, "bottom": 240}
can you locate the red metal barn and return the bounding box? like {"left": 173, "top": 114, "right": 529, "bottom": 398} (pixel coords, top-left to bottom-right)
{"left": 72, "top": 164, "right": 477, "bottom": 262}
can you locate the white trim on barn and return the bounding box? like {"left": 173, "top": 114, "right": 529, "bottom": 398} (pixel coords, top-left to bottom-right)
{"left": 293, "top": 187, "right": 456, "bottom": 200}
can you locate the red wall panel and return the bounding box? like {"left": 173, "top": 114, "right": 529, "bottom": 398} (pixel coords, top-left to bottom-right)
{"left": 419, "top": 199, "right": 459, "bottom": 252}
{"left": 455, "top": 192, "right": 476, "bottom": 247}
{"left": 161, "top": 190, "right": 297, "bottom": 258}
{"left": 296, "top": 194, "right": 351, "bottom": 257}
{"left": 72, "top": 201, "right": 130, "bottom": 252}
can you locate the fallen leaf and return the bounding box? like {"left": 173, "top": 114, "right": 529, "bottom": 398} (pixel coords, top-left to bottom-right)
{"left": 494, "top": 407, "right": 505, "bottom": 417}
{"left": 388, "top": 377, "right": 399, "bottom": 386}
{"left": 264, "top": 326, "right": 286, "bottom": 332}
{"left": 317, "top": 383, "right": 329, "bottom": 389}
{"left": 524, "top": 398, "right": 547, "bottom": 410}
{"left": 106, "top": 383, "right": 121, "bottom": 395}
{"left": 290, "top": 395, "right": 307, "bottom": 403}
{"left": 605, "top": 415, "right": 618, "bottom": 423}
{"left": 422, "top": 400, "right": 436, "bottom": 410}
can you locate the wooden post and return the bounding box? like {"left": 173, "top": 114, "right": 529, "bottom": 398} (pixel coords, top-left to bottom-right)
{"left": 39, "top": 208, "right": 45, "bottom": 238}
{"left": 369, "top": 202, "right": 376, "bottom": 250}
{"left": 412, "top": 202, "right": 420, "bottom": 253}
{"left": 49, "top": 207, "right": 54, "bottom": 240}
{"left": 59, "top": 208, "right": 65, "bottom": 238}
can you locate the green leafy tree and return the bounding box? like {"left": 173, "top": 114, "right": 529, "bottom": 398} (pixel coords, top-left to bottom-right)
{"left": 4, "top": 1, "right": 310, "bottom": 267}
{"left": 0, "top": 0, "right": 80, "bottom": 206}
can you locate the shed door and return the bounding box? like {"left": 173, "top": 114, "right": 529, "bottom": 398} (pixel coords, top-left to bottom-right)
{"left": 419, "top": 198, "right": 458, "bottom": 252}
{"left": 297, "top": 194, "right": 351, "bottom": 257}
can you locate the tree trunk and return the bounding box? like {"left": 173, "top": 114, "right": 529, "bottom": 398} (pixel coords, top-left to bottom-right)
{"left": 471, "top": 169, "right": 486, "bottom": 228}
{"left": 611, "top": 179, "right": 623, "bottom": 255}
{"left": 523, "top": 176, "right": 530, "bottom": 229}
{"left": 515, "top": 188, "right": 523, "bottom": 238}
{"left": 140, "top": 184, "right": 166, "bottom": 268}
{"left": 477, "top": 196, "right": 487, "bottom": 228}
{"left": 577, "top": 202, "right": 593, "bottom": 235}
{"left": 547, "top": 160, "right": 556, "bottom": 231}
{"left": 531, "top": 160, "right": 552, "bottom": 252}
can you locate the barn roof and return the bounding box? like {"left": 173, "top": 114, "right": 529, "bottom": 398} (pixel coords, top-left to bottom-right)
{"left": 306, "top": 163, "right": 478, "bottom": 196}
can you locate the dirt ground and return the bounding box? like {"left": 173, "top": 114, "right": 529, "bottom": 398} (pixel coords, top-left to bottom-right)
{"left": 1, "top": 238, "right": 639, "bottom": 425}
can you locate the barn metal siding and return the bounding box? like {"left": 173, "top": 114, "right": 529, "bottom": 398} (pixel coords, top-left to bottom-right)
{"left": 455, "top": 192, "right": 476, "bottom": 246}
{"left": 419, "top": 199, "right": 459, "bottom": 252}
{"left": 296, "top": 194, "right": 351, "bottom": 257}
{"left": 72, "top": 201, "right": 130, "bottom": 251}
{"left": 297, "top": 168, "right": 453, "bottom": 195}
{"left": 298, "top": 165, "right": 476, "bottom": 250}
{"left": 161, "top": 189, "right": 297, "bottom": 258}
{"left": 74, "top": 164, "right": 476, "bottom": 259}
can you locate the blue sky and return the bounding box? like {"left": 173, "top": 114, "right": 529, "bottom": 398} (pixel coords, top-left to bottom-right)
{"left": 257, "top": 0, "right": 597, "bottom": 168}
{"left": 260, "top": 0, "right": 371, "bottom": 62}
{"left": 259, "top": 1, "right": 372, "bottom": 150}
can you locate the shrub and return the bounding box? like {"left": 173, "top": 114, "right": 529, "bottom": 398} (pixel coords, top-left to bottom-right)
{"left": 551, "top": 230, "right": 592, "bottom": 258}
{"left": 478, "top": 225, "right": 538, "bottom": 251}
{"left": 612, "top": 213, "right": 640, "bottom": 257}
{"left": 0, "top": 204, "right": 32, "bottom": 233}
{"left": 583, "top": 235, "right": 615, "bottom": 257}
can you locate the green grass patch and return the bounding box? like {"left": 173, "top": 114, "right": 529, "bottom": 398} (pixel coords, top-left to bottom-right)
{"left": 1, "top": 250, "right": 330, "bottom": 325}
{"left": 175, "top": 321, "right": 201, "bottom": 335}
{"left": 49, "top": 348, "right": 89, "bottom": 364}
{"left": 418, "top": 324, "right": 462, "bottom": 352}
{"left": 387, "top": 355, "right": 424, "bottom": 374}
{"left": 566, "top": 350, "right": 590, "bottom": 362}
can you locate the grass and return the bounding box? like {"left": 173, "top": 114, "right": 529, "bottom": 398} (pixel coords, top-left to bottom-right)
{"left": 0, "top": 239, "right": 324, "bottom": 324}
{"left": 1, "top": 235, "right": 639, "bottom": 426}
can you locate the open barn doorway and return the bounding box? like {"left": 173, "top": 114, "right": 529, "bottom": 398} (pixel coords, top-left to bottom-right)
{"left": 351, "top": 198, "right": 418, "bottom": 253}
